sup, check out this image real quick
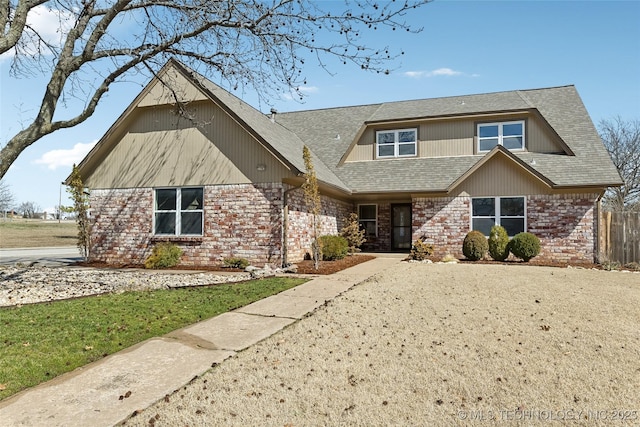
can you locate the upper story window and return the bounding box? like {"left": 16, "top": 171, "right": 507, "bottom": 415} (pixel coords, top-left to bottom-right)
{"left": 376, "top": 128, "right": 417, "bottom": 158}
{"left": 154, "top": 187, "right": 204, "bottom": 235}
{"left": 478, "top": 120, "right": 525, "bottom": 152}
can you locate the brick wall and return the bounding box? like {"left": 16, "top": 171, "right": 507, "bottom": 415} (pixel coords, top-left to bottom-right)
{"left": 411, "top": 194, "right": 598, "bottom": 263}
{"left": 361, "top": 203, "right": 391, "bottom": 252}
{"left": 527, "top": 194, "right": 598, "bottom": 263}
{"left": 285, "top": 187, "right": 354, "bottom": 262}
{"left": 90, "top": 188, "right": 154, "bottom": 265}
{"left": 89, "top": 183, "right": 284, "bottom": 267}
{"left": 413, "top": 197, "right": 470, "bottom": 259}
{"left": 89, "top": 186, "right": 598, "bottom": 267}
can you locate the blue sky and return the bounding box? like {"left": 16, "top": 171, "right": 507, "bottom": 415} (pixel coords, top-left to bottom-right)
{"left": 1, "top": 0, "right": 639, "bottom": 213}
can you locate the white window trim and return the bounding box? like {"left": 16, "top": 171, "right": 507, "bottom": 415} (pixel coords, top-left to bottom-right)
{"left": 470, "top": 196, "right": 527, "bottom": 236}
{"left": 358, "top": 204, "right": 378, "bottom": 237}
{"left": 477, "top": 120, "right": 525, "bottom": 152}
{"left": 153, "top": 187, "right": 204, "bottom": 236}
{"left": 376, "top": 128, "right": 418, "bottom": 159}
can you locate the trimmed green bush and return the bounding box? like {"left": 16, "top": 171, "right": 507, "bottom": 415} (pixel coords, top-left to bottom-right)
{"left": 318, "top": 235, "right": 348, "bottom": 260}
{"left": 462, "top": 230, "right": 488, "bottom": 261}
{"left": 144, "top": 242, "right": 183, "bottom": 269}
{"left": 410, "top": 237, "right": 434, "bottom": 261}
{"left": 223, "top": 257, "right": 250, "bottom": 269}
{"left": 509, "top": 232, "right": 541, "bottom": 262}
{"left": 488, "top": 225, "right": 510, "bottom": 261}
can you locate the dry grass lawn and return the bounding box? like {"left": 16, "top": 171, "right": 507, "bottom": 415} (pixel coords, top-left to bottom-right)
{"left": 0, "top": 219, "right": 76, "bottom": 248}
{"left": 121, "top": 263, "right": 640, "bottom": 427}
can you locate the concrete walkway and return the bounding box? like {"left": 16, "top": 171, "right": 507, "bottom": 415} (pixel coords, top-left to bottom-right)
{"left": 0, "top": 256, "right": 402, "bottom": 427}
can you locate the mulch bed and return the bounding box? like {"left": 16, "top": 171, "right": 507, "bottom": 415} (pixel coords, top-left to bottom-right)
{"left": 293, "top": 255, "right": 376, "bottom": 275}
{"left": 73, "top": 254, "right": 378, "bottom": 275}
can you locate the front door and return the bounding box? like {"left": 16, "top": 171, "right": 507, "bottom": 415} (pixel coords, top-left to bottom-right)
{"left": 391, "top": 204, "right": 412, "bottom": 250}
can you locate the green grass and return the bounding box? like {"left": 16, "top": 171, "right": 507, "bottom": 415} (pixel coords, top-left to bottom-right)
{"left": 0, "top": 219, "right": 77, "bottom": 248}
{"left": 0, "top": 277, "right": 306, "bottom": 400}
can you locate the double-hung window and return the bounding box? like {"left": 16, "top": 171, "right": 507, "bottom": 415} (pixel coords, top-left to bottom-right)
{"left": 376, "top": 128, "right": 417, "bottom": 158}
{"left": 471, "top": 196, "right": 525, "bottom": 236}
{"left": 478, "top": 121, "right": 525, "bottom": 152}
{"left": 154, "top": 187, "right": 204, "bottom": 235}
{"left": 358, "top": 204, "right": 377, "bottom": 237}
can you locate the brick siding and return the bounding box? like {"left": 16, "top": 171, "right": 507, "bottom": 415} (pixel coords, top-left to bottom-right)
{"left": 89, "top": 183, "right": 354, "bottom": 267}
{"left": 285, "top": 187, "right": 354, "bottom": 262}
{"left": 90, "top": 184, "right": 284, "bottom": 267}
{"left": 361, "top": 203, "right": 391, "bottom": 252}
{"left": 411, "top": 194, "right": 598, "bottom": 263}
{"left": 413, "top": 197, "right": 470, "bottom": 259}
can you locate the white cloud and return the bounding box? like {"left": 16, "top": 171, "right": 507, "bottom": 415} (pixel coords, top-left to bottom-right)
{"left": 34, "top": 141, "right": 97, "bottom": 170}
{"left": 282, "top": 85, "right": 320, "bottom": 101}
{"left": 298, "top": 86, "right": 319, "bottom": 94}
{"left": 403, "top": 68, "right": 466, "bottom": 79}
{"left": 1, "top": 5, "right": 74, "bottom": 61}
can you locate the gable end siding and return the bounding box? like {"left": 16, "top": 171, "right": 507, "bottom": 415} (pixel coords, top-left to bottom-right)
{"left": 344, "top": 113, "right": 567, "bottom": 162}
{"left": 84, "top": 102, "right": 293, "bottom": 189}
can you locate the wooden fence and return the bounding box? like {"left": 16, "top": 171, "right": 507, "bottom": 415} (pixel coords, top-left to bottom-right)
{"left": 599, "top": 211, "right": 640, "bottom": 264}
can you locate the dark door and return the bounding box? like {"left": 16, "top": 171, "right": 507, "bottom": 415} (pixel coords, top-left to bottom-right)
{"left": 391, "top": 204, "right": 412, "bottom": 250}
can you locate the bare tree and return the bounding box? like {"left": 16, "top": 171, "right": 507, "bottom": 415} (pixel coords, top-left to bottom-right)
{"left": 0, "top": 179, "right": 15, "bottom": 215}
{"left": 18, "top": 201, "right": 40, "bottom": 218}
{"left": 0, "top": 0, "right": 431, "bottom": 178}
{"left": 599, "top": 117, "right": 640, "bottom": 211}
{"left": 68, "top": 164, "right": 90, "bottom": 260}
{"left": 302, "top": 145, "right": 321, "bottom": 270}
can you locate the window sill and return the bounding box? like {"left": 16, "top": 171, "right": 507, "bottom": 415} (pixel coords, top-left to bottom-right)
{"left": 151, "top": 235, "right": 204, "bottom": 243}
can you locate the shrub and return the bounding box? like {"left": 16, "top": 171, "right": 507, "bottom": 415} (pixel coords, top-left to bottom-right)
{"left": 223, "top": 257, "right": 250, "bottom": 269}
{"left": 441, "top": 254, "right": 458, "bottom": 263}
{"left": 462, "top": 230, "right": 488, "bottom": 261}
{"left": 318, "top": 235, "right": 348, "bottom": 260}
{"left": 509, "top": 232, "right": 541, "bottom": 262}
{"left": 144, "top": 242, "right": 183, "bottom": 269}
{"left": 340, "top": 212, "right": 366, "bottom": 254}
{"left": 410, "top": 237, "right": 434, "bottom": 261}
{"left": 488, "top": 225, "right": 510, "bottom": 261}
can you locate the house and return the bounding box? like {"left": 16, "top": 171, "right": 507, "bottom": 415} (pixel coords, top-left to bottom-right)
{"left": 72, "top": 59, "right": 622, "bottom": 266}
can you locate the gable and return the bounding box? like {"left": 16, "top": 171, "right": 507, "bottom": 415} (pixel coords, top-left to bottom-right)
{"left": 137, "top": 67, "right": 209, "bottom": 107}
{"left": 450, "top": 151, "right": 552, "bottom": 197}
{"left": 83, "top": 101, "right": 294, "bottom": 189}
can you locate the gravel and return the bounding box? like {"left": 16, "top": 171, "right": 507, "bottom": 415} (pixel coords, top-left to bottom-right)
{"left": 0, "top": 266, "right": 252, "bottom": 307}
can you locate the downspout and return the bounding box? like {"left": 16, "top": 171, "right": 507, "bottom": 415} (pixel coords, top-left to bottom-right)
{"left": 595, "top": 190, "right": 606, "bottom": 264}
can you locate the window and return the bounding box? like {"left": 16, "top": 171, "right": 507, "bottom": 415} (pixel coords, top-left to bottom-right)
{"left": 471, "top": 197, "right": 525, "bottom": 236}
{"left": 358, "top": 204, "right": 377, "bottom": 237}
{"left": 154, "top": 187, "right": 203, "bottom": 235}
{"left": 376, "top": 129, "right": 417, "bottom": 158}
{"left": 478, "top": 121, "right": 525, "bottom": 152}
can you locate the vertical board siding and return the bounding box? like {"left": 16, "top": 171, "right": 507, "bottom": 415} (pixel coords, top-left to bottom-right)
{"left": 453, "top": 154, "right": 551, "bottom": 196}
{"left": 344, "top": 114, "right": 566, "bottom": 162}
{"left": 418, "top": 120, "right": 474, "bottom": 157}
{"left": 600, "top": 211, "right": 640, "bottom": 264}
{"left": 85, "top": 102, "right": 293, "bottom": 188}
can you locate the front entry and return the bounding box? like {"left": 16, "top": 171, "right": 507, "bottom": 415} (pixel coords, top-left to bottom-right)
{"left": 391, "top": 204, "right": 412, "bottom": 250}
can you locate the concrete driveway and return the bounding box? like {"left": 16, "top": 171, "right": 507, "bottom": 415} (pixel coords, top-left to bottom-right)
{"left": 0, "top": 246, "right": 82, "bottom": 266}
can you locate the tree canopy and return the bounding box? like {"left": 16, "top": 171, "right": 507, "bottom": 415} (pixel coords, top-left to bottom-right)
{"left": 0, "top": 0, "right": 431, "bottom": 178}
{"left": 599, "top": 117, "right": 640, "bottom": 211}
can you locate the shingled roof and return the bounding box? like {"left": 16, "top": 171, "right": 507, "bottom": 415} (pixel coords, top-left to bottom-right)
{"left": 170, "top": 60, "right": 350, "bottom": 192}
{"left": 276, "top": 85, "right": 622, "bottom": 193}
